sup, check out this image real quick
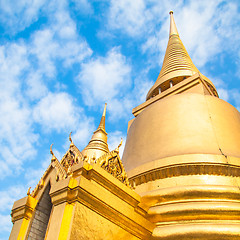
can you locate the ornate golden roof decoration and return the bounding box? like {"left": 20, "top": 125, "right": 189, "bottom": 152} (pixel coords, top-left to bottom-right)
{"left": 50, "top": 144, "right": 67, "bottom": 181}
{"left": 60, "top": 135, "right": 84, "bottom": 171}
{"left": 30, "top": 166, "right": 50, "bottom": 197}
{"left": 96, "top": 149, "right": 131, "bottom": 188}
{"left": 69, "top": 131, "right": 74, "bottom": 146}
{"left": 115, "top": 138, "right": 123, "bottom": 153}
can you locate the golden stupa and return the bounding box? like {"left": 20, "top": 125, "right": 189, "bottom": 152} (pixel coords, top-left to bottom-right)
{"left": 9, "top": 12, "right": 240, "bottom": 240}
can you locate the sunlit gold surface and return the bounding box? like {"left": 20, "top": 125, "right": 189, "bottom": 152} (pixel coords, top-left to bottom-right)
{"left": 123, "top": 93, "right": 240, "bottom": 171}
{"left": 122, "top": 11, "right": 240, "bottom": 239}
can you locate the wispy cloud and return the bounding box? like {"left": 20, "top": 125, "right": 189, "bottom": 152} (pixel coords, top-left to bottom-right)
{"left": 77, "top": 47, "right": 132, "bottom": 109}
{"left": 77, "top": 47, "right": 153, "bottom": 121}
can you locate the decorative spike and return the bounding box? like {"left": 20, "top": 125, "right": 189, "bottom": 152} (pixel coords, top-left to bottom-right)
{"left": 69, "top": 132, "right": 72, "bottom": 143}
{"left": 27, "top": 187, "right": 31, "bottom": 196}
{"left": 50, "top": 144, "right": 54, "bottom": 156}
{"left": 50, "top": 144, "right": 57, "bottom": 161}
{"left": 115, "top": 138, "right": 123, "bottom": 153}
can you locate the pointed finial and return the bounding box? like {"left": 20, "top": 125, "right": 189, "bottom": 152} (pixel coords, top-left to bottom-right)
{"left": 27, "top": 187, "right": 31, "bottom": 196}
{"left": 50, "top": 144, "right": 54, "bottom": 156}
{"left": 69, "top": 132, "right": 72, "bottom": 143}
{"left": 169, "top": 10, "right": 179, "bottom": 37}
{"left": 115, "top": 138, "right": 123, "bottom": 153}
{"left": 103, "top": 103, "right": 107, "bottom": 117}
{"left": 50, "top": 144, "right": 57, "bottom": 161}
{"left": 97, "top": 103, "right": 107, "bottom": 131}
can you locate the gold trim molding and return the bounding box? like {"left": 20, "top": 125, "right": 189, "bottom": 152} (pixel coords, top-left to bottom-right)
{"left": 129, "top": 163, "right": 240, "bottom": 187}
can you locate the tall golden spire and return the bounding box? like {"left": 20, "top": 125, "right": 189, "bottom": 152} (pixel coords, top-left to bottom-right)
{"left": 146, "top": 11, "right": 202, "bottom": 100}
{"left": 81, "top": 103, "right": 109, "bottom": 159}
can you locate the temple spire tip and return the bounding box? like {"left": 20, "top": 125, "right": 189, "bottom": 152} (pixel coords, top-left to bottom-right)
{"left": 169, "top": 10, "right": 179, "bottom": 37}
{"left": 97, "top": 103, "right": 107, "bottom": 131}
{"left": 103, "top": 103, "right": 107, "bottom": 117}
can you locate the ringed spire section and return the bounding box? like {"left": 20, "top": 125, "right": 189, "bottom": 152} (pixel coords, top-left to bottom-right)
{"left": 146, "top": 11, "right": 216, "bottom": 100}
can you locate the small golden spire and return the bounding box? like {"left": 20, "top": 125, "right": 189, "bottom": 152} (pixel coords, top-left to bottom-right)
{"left": 97, "top": 103, "right": 107, "bottom": 131}
{"left": 169, "top": 11, "right": 179, "bottom": 36}
{"left": 81, "top": 104, "right": 109, "bottom": 159}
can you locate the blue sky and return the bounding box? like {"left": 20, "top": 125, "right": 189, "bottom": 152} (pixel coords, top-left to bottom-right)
{"left": 1, "top": 0, "right": 240, "bottom": 238}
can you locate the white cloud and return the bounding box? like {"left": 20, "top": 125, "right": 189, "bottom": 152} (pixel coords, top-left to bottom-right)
{"left": 70, "top": 0, "right": 93, "bottom": 15}
{"left": 29, "top": 8, "right": 92, "bottom": 77}
{"left": 0, "top": 0, "right": 93, "bottom": 182}
{"left": 33, "top": 92, "right": 81, "bottom": 132}
{"left": 25, "top": 71, "right": 48, "bottom": 100}
{"left": 77, "top": 47, "right": 154, "bottom": 121}
{"left": 0, "top": 185, "right": 26, "bottom": 212}
{"left": 0, "top": 43, "right": 38, "bottom": 178}
{"left": 0, "top": 185, "right": 27, "bottom": 235}
{"left": 0, "top": 214, "right": 12, "bottom": 233}
{"left": 173, "top": 1, "right": 240, "bottom": 67}
{"left": 0, "top": 185, "right": 26, "bottom": 231}
{"left": 108, "top": 0, "right": 149, "bottom": 37}
{"left": 78, "top": 47, "right": 131, "bottom": 106}
{"left": 33, "top": 91, "right": 95, "bottom": 151}
{"left": 30, "top": 29, "right": 58, "bottom": 77}
{"left": 0, "top": 0, "right": 48, "bottom": 33}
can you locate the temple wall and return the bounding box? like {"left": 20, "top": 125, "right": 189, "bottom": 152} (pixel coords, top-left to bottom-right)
{"left": 70, "top": 202, "right": 140, "bottom": 240}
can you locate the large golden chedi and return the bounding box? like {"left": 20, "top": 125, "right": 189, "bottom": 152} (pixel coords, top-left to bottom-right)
{"left": 122, "top": 11, "right": 240, "bottom": 239}
{"left": 9, "top": 12, "right": 240, "bottom": 240}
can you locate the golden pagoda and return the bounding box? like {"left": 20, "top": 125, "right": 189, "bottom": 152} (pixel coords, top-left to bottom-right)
{"left": 9, "top": 12, "right": 240, "bottom": 240}
{"left": 123, "top": 11, "right": 240, "bottom": 239}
